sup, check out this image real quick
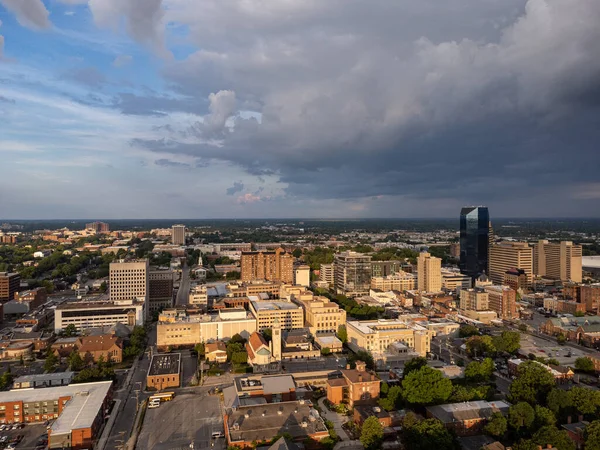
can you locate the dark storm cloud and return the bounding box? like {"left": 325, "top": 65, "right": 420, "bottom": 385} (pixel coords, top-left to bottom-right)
{"left": 126, "top": 0, "right": 600, "bottom": 211}
{"left": 226, "top": 181, "right": 244, "bottom": 196}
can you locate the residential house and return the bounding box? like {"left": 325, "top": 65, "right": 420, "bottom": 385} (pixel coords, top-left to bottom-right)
{"left": 205, "top": 341, "right": 227, "bottom": 363}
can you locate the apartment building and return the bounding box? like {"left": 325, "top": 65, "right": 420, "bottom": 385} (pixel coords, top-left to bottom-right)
{"left": 488, "top": 242, "right": 533, "bottom": 286}
{"left": 459, "top": 288, "right": 489, "bottom": 312}
{"left": 0, "top": 381, "right": 113, "bottom": 449}
{"left": 327, "top": 361, "right": 380, "bottom": 408}
{"left": 581, "top": 284, "right": 600, "bottom": 312}
{"left": 319, "top": 263, "right": 335, "bottom": 287}
{"left": 484, "top": 285, "right": 517, "bottom": 320}
{"left": 0, "top": 272, "right": 20, "bottom": 303}
{"left": 370, "top": 272, "right": 416, "bottom": 291}
{"left": 534, "top": 240, "right": 583, "bottom": 283}
{"left": 240, "top": 249, "right": 294, "bottom": 284}
{"left": 292, "top": 295, "right": 346, "bottom": 336}
{"left": 85, "top": 221, "right": 110, "bottom": 233}
{"left": 249, "top": 299, "right": 304, "bottom": 331}
{"left": 334, "top": 251, "right": 372, "bottom": 297}
{"left": 441, "top": 270, "right": 471, "bottom": 291}
{"left": 54, "top": 300, "right": 145, "bottom": 333}
{"left": 371, "top": 260, "right": 402, "bottom": 277}
{"left": 171, "top": 224, "right": 186, "bottom": 245}
{"left": 503, "top": 268, "right": 528, "bottom": 292}
{"left": 417, "top": 252, "right": 442, "bottom": 293}
{"left": 109, "top": 260, "right": 148, "bottom": 317}
{"left": 226, "top": 281, "right": 283, "bottom": 299}
{"left": 156, "top": 308, "right": 257, "bottom": 350}
{"left": 148, "top": 267, "right": 174, "bottom": 312}
{"left": 346, "top": 317, "right": 431, "bottom": 357}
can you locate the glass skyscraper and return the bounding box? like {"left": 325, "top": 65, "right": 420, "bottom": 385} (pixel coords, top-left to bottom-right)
{"left": 459, "top": 206, "right": 490, "bottom": 278}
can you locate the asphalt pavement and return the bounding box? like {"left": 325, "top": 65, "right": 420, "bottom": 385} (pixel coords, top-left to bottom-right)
{"left": 176, "top": 264, "right": 190, "bottom": 306}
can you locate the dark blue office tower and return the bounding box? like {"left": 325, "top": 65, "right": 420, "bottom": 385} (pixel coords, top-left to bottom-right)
{"left": 459, "top": 206, "right": 490, "bottom": 278}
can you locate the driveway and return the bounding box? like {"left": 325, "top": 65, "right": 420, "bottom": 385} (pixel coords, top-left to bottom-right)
{"left": 317, "top": 396, "right": 353, "bottom": 441}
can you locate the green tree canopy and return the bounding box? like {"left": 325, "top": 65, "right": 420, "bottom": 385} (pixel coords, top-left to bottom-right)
{"left": 534, "top": 405, "right": 556, "bottom": 428}
{"left": 492, "top": 331, "right": 521, "bottom": 354}
{"left": 402, "top": 366, "right": 453, "bottom": 406}
{"left": 509, "top": 361, "right": 555, "bottom": 404}
{"left": 547, "top": 388, "right": 572, "bottom": 417}
{"left": 403, "top": 356, "right": 427, "bottom": 378}
{"left": 68, "top": 350, "right": 85, "bottom": 371}
{"left": 348, "top": 350, "right": 376, "bottom": 371}
{"left": 585, "top": 420, "right": 600, "bottom": 450}
{"left": 44, "top": 352, "right": 59, "bottom": 373}
{"left": 458, "top": 324, "right": 480, "bottom": 338}
{"left": 401, "top": 418, "right": 458, "bottom": 450}
{"left": 337, "top": 325, "right": 347, "bottom": 344}
{"left": 531, "top": 426, "right": 575, "bottom": 450}
{"left": 360, "top": 416, "right": 384, "bottom": 450}
{"left": 63, "top": 324, "right": 78, "bottom": 337}
{"left": 484, "top": 412, "right": 507, "bottom": 438}
{"left": 464, "top": 357, "right": 495, "bottom": 382}
{"left": 568, "top": 386, "right": 600, "bottom": 416}
{"left": 574, "top": 357, "right": 595, "bottom": 373}
{"left": 508, "top": 402, "right": 535, "bottom": 432}
{"left": 465, "top": 335, "right": 496, "bottom": 357}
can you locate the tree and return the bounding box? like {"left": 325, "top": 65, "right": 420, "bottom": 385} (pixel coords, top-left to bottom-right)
{"left": 575, "top": 357, "right": 595, "bottom": 373}
{"left": 63, "top": 324, "right": 77, "bottom": 337}
{"left": 465, "top": 358, "right": 495, "bottom": 382}
{"left": 534, "top": 406, "right": 556, "bottom": 428}
{"left": 509, "top": 361, "right": 555, "bottom": 404}
{"left": 380, "top": 382, "right": 389, "bottom": 396}
{"left": 226, "top": 342, "right": 244, "bottom": 361}
{"left": 458, "top": 324, "right": 480, "bottom": 338}
{"left": 0, "top": 369, "right": 13, "bottom": 390}
{"left": 508, "top": 402, "right": 535, "bottom": 432}
{"left": 348, "top": 351, "right": 375, "bottom": 371}
{"left": 194, "top": 343, "right": 205, "bottom": 357}
{"left": 44, "top": 352, "right": 59, "bottom": 373}
{"left": 493, "top": 331, "right": 521, "bottom": 354}
{"left": 574, "top": 310, "right": 586, "bottom": 317}
{"left": 292, "top": 248, "right": 303, "bottom": 258}
{"left": 231, "top": 351, "right": 248, "bottom": 365}
{"left": 403, "top": 356, "right": 427, "bottom": 378}
{"left": 401, "top": 418, "right": 457, "bottom": 450}
{"left": 484, "top": 412, "right": 507, "bottom": 438}
{"left": 547, "top": 388, "right": 572, "bottom": 417}
{"left": 531, "top": 426, "right": 575, "bottom": 450}
{"left": 321, "top": 347, "right": 331, "bottom": 356}
{"left": 230, "top": 334, "right": 246, "bottom": 345}
{"left": 337, "top": 325, "right": 347, "bottom": 344}
{"left": 556, "top": 333, "right": 567, "bottom": 345}
{"left": 568, "top": 386, "right": 600, "bottom": 416}
{"left": 465, "top": 335, "right": 496, "bottom": 357}
{"left": 360, "top": 416, "right": 384, "bottom": 450}
{"left": 585, "top": 420, "right": 600, "bottom": 450}
{"left": 402, "top": 366, "right": 453, "bottom": 406}
{"left": 68, "top": 350, "right": 85, "bottom": 371}
{"left": 379, "top": 386, "right": 402, "bottom": 411}
{"left": 262, "top": 328, "right": 273, "bottom": 343}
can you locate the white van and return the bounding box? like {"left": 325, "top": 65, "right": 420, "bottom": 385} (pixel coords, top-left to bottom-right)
{"left": 212, "top": 432, "right": 224, "bottom": 439}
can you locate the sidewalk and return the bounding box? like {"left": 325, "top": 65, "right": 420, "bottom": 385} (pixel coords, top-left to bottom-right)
{"left": 317, "top": 397, "right": 353, "bottom": 441}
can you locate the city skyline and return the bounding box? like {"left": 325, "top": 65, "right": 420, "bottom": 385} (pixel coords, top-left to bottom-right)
{"left": 1, "top": 1, "right": 600, "bottom": 219}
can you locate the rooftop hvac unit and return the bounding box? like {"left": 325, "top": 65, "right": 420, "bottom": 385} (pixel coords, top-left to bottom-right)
{"left": 301, "top": 421, "right": 308, "bottom": 428}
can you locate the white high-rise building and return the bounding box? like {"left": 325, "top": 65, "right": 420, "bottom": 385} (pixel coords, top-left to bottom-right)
{"left": 294, "top": 265, "right": 311, "bottom": 287}
{"left": 417, "top": 252, "right": 442, "bottom": 293}
{"left": 109, "top": 259, "right": 149, "bottom": 317}
{"left": 171, "top": 224, "right": 186, "bottom": 245}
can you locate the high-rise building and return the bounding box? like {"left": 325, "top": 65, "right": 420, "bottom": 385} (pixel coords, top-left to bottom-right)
{"left": 488, "top": 242, "right": 533, "bottom": 286}
{"left": 441, "top": 270, "right": 472, "bottom": 291}
{"left": 109, "top": 259, "right": 149, "bottom": 317}
{"left": 0, "top": 272, "right": 20, "bottom": 303}
{"left": 371, "top": 261, "right": 401, "bottom": 277}
{"left": 459, "top": 206, "right": 490, "bottom": 278}
{"left": 503, "top": 268, "right": 528, "bottom": 292}
{"left": 148, "top": 267, "right": 174, "bottom": 312}
{"left": 319, "top": 263, "right": 335, "bottom": 287}
{"left": 294, "top": 265, "right": 311, "bottom": 287}
{"left": 240, "top": 249, "right": 294, "bottom": 283}
{"left": 533, "top": 240, "right": 583, "bottom": 283}
{"left": 171, "top": 224, "right": 186, "bottom": 245}
{"left": 334, "top": 251, "right": 372, "bottom": 297}
{"left": 459, "top": 288, "right": 489, "bottom": 311}
{"left": 85, "top": 221, "right": 110, "bottom": 233}
{"left": 581, "top": 284, "right": 600, "bottom": 313}
{"left": 417, "top": 252, "right": 442, "bottom": 293}
{"left": 484, "top": 285, "right": 517, "bottom": 320}
{"left": 292, "top": 294, "right": 347, "bottom": 336}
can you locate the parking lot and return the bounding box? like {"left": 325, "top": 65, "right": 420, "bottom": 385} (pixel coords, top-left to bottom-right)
{"left": 137, "top": 389, "right": 225, "bottom": 450}
{"left": 180, "top": 350, "right": 199, "bottom": 387}
{"left": 520, "top": 334, "right": 588, "bottom": 366}
{"left": 0, "top": 423, "right": 47, "bottom": 450}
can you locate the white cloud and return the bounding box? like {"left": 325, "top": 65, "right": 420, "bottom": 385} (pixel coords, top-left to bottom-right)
{"left": 0, "top": 0, "right": 51, "bottom": 30}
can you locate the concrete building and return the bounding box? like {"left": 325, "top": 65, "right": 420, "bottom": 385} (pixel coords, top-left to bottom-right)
{"left": 85, "top": 221, "right": 109, "bottom": 233}
{"left": 148, "top": 267, "right": 174, "bottom": 312}
{"left": 503, "top": 268, "right": 528, "bottom": 292}
{"left": 346, "top": 317, "right": 431, "bottom": 358}
{"left": 293, "top": 265, "right": 310, "bottom": 287}
{"left": 460, "top": 288, "right": 489, "bottom": 312}
{"left": 291, "top": 294, "right": 346, "bottom": 336}
{"left": 488, "top": 242, "right": 533, "bottom": 286}
{"left": 109, "top": 259, "right": 149, "bottom": 316}
{"left": 156, "top": 308, "right": 257, "bottom": 350}
{"left": 12, "top": 372, "right": 74, "bottom": 390}
{"left": 0, "top": 381, "right": 113, "bottom": 449}
{"left": 534, "top": 240, "right": 583, "bottom": 283}
{"left": 326, "top": 361, "right": 380, "bottom": 408}
{"left": 171, "top": 224, "right": 186, "bottom": 245}
{"left": 319, "top": 263, "right": 335, "bottom": 287}
{"left": 249, "top": 299, "right": 304, "bottom": 331}
{"left": 188, "top": 284, "right": 208, "bottom": 307}
{"left": 370, "top": 272, "right": 416, "bottom": 291}
{"left": 240, "top": 249, "right": 294, "bottom": 284}
{"left": 334, "top": 251, "right": 372, "bottom": 297}
{"left": 426, "top": 400, "right": 510, "bottom": 437}
{"left": 417, "top": 252, "right": 442, "bottom": 293}
{"left": 0, "top": 272, "right": 20, "bottom": 303}
{"left": 441, "top": 270, "right": 472, "bottom": 291}
{"left": 147, "top": 353, "right": 181, "bottom": 390}
{"left": 54, "top": 300, "right": 145, "bottom": 333}
{"left": 246, "top": 326, "right": 281, "bottom": 373}
{"left": 371, "top": 260, "right": 402, "bottom": 277}
{"left": 484, "top": 285, "right": 517, "bottom": 320}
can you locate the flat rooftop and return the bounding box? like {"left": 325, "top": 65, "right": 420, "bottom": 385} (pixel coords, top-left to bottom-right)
{"left": 251, "top": 301, "right": 301, "bottom": 312}
{"left": 57, "top": 299, "right": 141, "bottom": 310}
{"left": 13, "top": 371, "right": 74, "bottom": 384}
{"left": 148, "top": 353, "right": 181, "bottom": 376}
{"left": 427, "top": 400, "right": 510, "bottom": 424}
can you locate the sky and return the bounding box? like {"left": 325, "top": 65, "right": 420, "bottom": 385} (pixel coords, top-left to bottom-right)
{"left": 1, "top": 0, "right": 600, "bottom": 220}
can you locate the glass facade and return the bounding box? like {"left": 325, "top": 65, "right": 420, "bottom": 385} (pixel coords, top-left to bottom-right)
{"left": 459, "top": 206, "right": 490, "bottom": 278}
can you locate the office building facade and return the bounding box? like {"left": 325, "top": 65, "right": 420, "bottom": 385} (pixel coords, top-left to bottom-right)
{"left": 292, "top": 295, "right": 346, "bottom": 335}
{"left": 54, "top": 300, "right": 145, "bottom": 332}
{"left": 371, "top": 261, "right": 401, "bottom": 278}
{"left": 459, "top": 206, "right": 490, "bottom": 278}
{"left": 488, "top": 242, "right": 533, "bottom": 286}
{"left": 484, "top": 285, "right": 517, "bottom": 320}
{"left": 459, "top": 288, "right": 489, "bottom": 311}
{"left": 346, "top": 318, "right": 431, "bottom": 357}
{"left": 0, "top": 272, "right": 20, "bottom": 303}
{"left": 293, "top": 265, "right": 311, "bottom": 287}
{"left": 334, "top": 251, "right": 372, "bottom": 297}
{"left": 371, "top": 272, "right": 417, "bottom": 291}
{"left": 148, "top": 268, "right": 174, "bottom": 312}
{"left": 171, "top": 224, "right": 186, "bottom": 245}
{"left": 109, "top": 259, "right": 148, "bottom": 317}
{"left": 534, "top": 240, "right": 583, "bottom": 283}
{"left": 240, "top": 249, "right": 294, "bottom": 284}
{"left": 417, "top": 252, "right": 442, "bottom": 293}
{"left": 319, "top": 263, "right": 335, "bottom": 287}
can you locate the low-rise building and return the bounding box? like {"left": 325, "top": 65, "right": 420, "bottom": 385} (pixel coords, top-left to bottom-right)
{"left": 250, "top": 299, "right": 304, "bottom": 331}
{"left": 13, "top": 287, "right": 48, "bottom": 310}
{"left": 441, "top": 270, "right": 472, "bottom": 292}
{"left": 147, "top": 353, "right": 181, "bottom": 390}
{"left": 291, "top": 294, "right": 346, "bottom": 336}
{"left": 484, "top": 285, "right": 517, "bottom": 320}
{"left": 326, "top": 361, "right": 380, "bottom": 408}
{"left": 205, "top": 341, "right": 227, "bottom": 363}
{"left": 508, "top": 359, "right": 573, "bottom": 382}
{"left": 188, "top": 284, "right": 208, "bottom": 307}
{"left": 54, "top": 299, "right": 145, "bottom": 333}
{"left": 370, "top": 272, "right": 417, "bottom": 292}
{"left": 76, "top": 334, "right": 123, "bottom": 364}
{"left": 426, "top": 400, "right": 510, "bottom": 436}
{"left": 12, "top": 372, "right": 74, "bottom": 390}
{"left": 460, "top": 288, "right": 489, "bottom": 312}
{"left": 246, "top": 331, "right": 281, "bottom": 373}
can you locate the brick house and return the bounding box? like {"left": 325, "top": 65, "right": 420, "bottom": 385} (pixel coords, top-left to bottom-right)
{"left": 205, "top": 341, "right": 227, "bottom": 363}
{"left": 76, "top": 335, "right": 123, "bottom": 364}
{"left": 326, "top": 361, "right": 380, "bottom": 408}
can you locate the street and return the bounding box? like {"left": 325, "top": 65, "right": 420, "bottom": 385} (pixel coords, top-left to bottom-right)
{"left": 176, "top": 264, "right": 190, "bottom": 306}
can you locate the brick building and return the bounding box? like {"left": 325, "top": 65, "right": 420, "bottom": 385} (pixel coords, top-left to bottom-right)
{"left": 240, "top": 249, "right": 294, "bottom": 284}
{"left": 76, "top": 334, "right": 123, "bottom": 364}
{"left": 0, "top": 272, "right": 20, "bottom": 303}
{"left": 326, "top": 361, "right": 380, "bottom": 408}
{"left": 147, "top": 353, "right": 181, "bottom": 390}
